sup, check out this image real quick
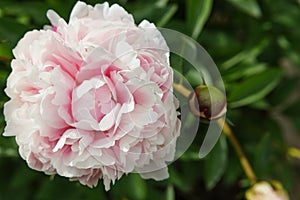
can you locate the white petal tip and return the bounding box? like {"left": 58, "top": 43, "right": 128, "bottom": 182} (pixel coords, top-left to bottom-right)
{"left": 46, "top": 9, "right": 60, "bottom": 27}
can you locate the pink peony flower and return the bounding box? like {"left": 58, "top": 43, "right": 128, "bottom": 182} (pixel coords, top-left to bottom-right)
{"left": 3, "top": 1, "right": 180, "bottom": 190}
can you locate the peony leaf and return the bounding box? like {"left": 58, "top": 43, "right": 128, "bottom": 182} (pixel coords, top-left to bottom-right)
{"left": 269, "top": 77, "right": 299, "bottom": 106}
{"left": 0, "top": 43, "right": 12, "bottom": 60}
{"left": 228, "top": 68, "right": 283, "bottom": 108}
{"left": 169, "top": 166, "right": 193, "bottom": 192}
{"left": 128, "top": 2, "right": 178, "bottom": 26}
{"left": 204, "top": 135, "right": 228, "bottom": 190}
{"left": 253, "top": 133, "right": 272, "bottom": 176}
{"left": 222, "top": 63, "right": 267, "bottom": 83}
{"left": 0, "top": 18, "right": 32, "bottom": 48}
{"left": 221, "top": 39, "right": 269, "bottom": 70}
{"left": 187, "top": 0, "right": 213, "bottom": 39}
{"left": 110, "top": 174, "right": 147, "bottom": 199}
{"left": 227, "top": 0, "right": 262, "bottom": 18}
{"left": 0, "top": 147, "right": 18, "bottom": 158}
{"left": 157, "top": 4, "right": 178, "bottom": 27}
{"left": 283, "top": 100, "right": 300, "bottom": 135}
{"left": 128, "top": 174, "right": 147, "bottom": 200}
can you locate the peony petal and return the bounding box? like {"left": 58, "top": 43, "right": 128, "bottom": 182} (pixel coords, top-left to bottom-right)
{"left": 70, "top": 1, "right": 89, "bottom": 20}
{"left": 129, "top": 105, "right": 159, "bottom": 127}
{"left": 139, "top": 167, "right": 169, "bottom": 181}
{"left": 47, "top": 10, "right": 61, "bottom": 27}
{"left": 98, "top": 103, "right": 120, "bottom": 131}
{"left": 53, "top": 129, "right": 81, "bottom": 152}
{"left": 115, "top": 41, "right": 139, "bottom": 68}
{"left": 91, "top": 134, "right": 115, "bottom": 149}
{"left": 40, "top": 94, "right": 68, "bottom": 129}
{"left": 75, "top": 78, "right": 105, "bottom": 99}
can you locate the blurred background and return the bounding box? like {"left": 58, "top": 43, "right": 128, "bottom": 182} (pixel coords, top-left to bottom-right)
{"left": 0, "top": 0, "right": 300, "bottom": 199}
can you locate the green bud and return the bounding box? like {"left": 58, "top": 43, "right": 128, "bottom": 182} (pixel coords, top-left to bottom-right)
{"left": 188, "top": 85, "right": 227, "bottom": 120}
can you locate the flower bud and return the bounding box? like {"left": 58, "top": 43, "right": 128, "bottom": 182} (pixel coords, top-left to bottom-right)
{"left": 246, "top": 181, "right": 289, "bottom": 200}
{"left": 188, "top": 85, "right": 226, "bottom": 120}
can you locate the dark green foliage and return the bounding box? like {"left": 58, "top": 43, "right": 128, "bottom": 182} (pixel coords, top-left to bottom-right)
{"left": 1, "top": 0, "right": 300, "bottom": 199}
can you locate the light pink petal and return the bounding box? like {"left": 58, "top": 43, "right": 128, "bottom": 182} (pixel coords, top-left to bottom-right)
{"left": 91, "top": 134, "right": 115, "bottom": 148}
{"left": 75, "top": 78, "right": 105, "bottom": 99}
{"left": 139, "top": 166, "right": 169, "bottom": 181}
{"left": 129, "top": 105, "right": 159, "bottom": 127}
{"left": 46, "top": 10, "right": 61, "bottom": 27}
{"left": 12, "top": 30, "right": 42, "bottom": 59}
{"left": 40, "top": 94, "right": 67, "bottom": 129}
{"left": 53, "top": 129, "right": 81, "bottom": 152}
{"left": 98, "top": 103, "right": 120, "bottom": 131}
{"left": 70, "top": 1, "right": 89, "bottom": 19}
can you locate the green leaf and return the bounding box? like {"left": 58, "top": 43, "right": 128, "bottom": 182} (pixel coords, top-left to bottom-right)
{"left": 165, "top": 19, "right": 189, "bottom": 35}
{"left": 222, "top": 63, "right": 267, "bottom": 82}
{"left": 269, "top": 77, "right": 299, "bottom": 106}
{"left": 0, "top": 17, "right": 33, "bottom": 48}
{"left": 253, "top": 133, "right": 271, "bottom": 177}
{"left": 223, "top": 155, "right": 242, "bottom": 186}
{"left": 249, "top": 99, "right": 271, "bottom": 110}
{"left": 228, "top": 68, "right": 283, "bottom": 108}
{"left": 0, "top": 69, "right": 9, "bottom": 86}
{"left": 0, "top": 2, "right": 49, "bottom": 25}
{"left": 157, "top": 4, "right": 178, "bottom": 27}
{"left": 127, "top": 2, "right": 178, "bottom": 26}
{"left": 204, "top": 135, "right": 227, "bottom": 190}
{"left": 227, "top": 0, "right": 262, "bottom": 18}
{"left": 0, "top": 147, "right": 18, "bottom": 158}
{"left": 187, "top": 0, "right": 213, "bottom": 39}
{"left": 110, "top": 173, "right": 147, "bottom": 200}
{"left": 169, "top": 166, "right": 193, "bottom": 192}
{"left": 0, "top": 43, "right": 13, "bottom": 60}
{"left": 222, "top": 39, "right": 269, "bottom": 70}
{"left": 277, "top": 161, "right": 292, "bottom": 193}
{"left": 199, "top": 30, "right": 241, "bottom": 59}
{"left": 283, "top": 100, "right": 300, "bottom": 134}
{"left": 127, "top": 174, "right": 147, "bottom": 200}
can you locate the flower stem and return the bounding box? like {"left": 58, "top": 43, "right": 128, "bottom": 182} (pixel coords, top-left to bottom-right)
{"left": 0, "top": 56, "right": 12, "bottom": 62}
{"left": 218, "top": 118, "right": 257, "bottom": 185}
{"left": 173, "top": 83, "right": 191, "bottom": 97}
{"left": 172, "top": 83, "right": 257, "bottom": 185}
